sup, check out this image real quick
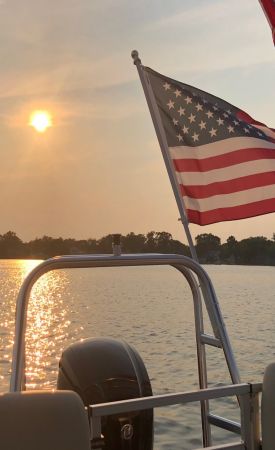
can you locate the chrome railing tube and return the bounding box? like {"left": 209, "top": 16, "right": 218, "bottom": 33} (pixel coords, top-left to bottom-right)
{"left": 9, "top": 252, "right": 241, "bottom": 449}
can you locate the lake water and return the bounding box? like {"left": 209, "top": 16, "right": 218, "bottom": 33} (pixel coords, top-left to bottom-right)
{"left": 0, "top": 259, "right": 275, "bottom": 448}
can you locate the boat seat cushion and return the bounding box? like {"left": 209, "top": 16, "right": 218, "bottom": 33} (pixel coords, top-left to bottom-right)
{"left": 262, "top": 363, "right": 275, "bottom": 450}
{"left": 0, "top": 390, "right": 91, "bottom": 450}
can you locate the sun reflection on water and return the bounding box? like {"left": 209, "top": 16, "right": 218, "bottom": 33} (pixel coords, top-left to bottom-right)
{"left": 0, "top": 260, "right": 71, "bottom": 390}
{"left": 26, "top": 269, "right": 71, "bottom": 389}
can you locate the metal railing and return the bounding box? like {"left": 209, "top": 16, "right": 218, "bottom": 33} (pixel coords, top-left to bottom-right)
{"left": 89, "top": 382, "right": 262, "bottom": 450}
{"left": 10, "top": 253, "right": 246, "bottom": 448}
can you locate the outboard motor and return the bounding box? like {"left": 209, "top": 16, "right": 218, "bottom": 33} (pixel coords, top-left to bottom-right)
{"left": 57, "top": 338, "right": 153, "bottom": 450}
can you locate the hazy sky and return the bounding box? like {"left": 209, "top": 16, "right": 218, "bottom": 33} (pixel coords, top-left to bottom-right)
{"left": 0, "top": 0, "right": 275, "bottom": 244}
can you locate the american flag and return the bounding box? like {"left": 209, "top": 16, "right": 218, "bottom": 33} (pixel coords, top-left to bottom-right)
{"left": 145, "top": 67, "right": 275, "bottom": 225}
{"left": 259, "top": 0, "right": 275, "bottom": 45}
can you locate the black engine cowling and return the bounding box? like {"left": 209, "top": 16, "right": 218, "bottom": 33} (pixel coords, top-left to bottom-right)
{"left": 57, "top": 337, "right": 153, "bottom": 450}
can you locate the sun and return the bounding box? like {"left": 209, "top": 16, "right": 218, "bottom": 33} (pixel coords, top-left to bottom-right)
{"left": 29, "top": 110, "right": 52, "bottom": 133}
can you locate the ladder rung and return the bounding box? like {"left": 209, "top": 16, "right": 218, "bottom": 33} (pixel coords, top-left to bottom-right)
{"left": 208, "top": 413, "right": 241, "bottom": 435}
{"left": 200, "top": 333, "right": 222, "bottom": 348}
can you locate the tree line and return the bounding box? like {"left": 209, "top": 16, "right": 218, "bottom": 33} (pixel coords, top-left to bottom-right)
{"left": 0, "top": 230, "right": 275, "bottom": 265}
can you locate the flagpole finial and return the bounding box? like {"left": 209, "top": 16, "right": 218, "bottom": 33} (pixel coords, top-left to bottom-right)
{"left": 131, "top": 50, "right": 141, "bottom": 65}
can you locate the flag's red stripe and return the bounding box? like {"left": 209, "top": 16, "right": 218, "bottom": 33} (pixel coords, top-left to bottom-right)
{"left": 179, "top": 171, "right": 275, "bottom": 199}
{"left": 173, "top": 147, "right": 275, "bottom": 172}
{"left": 187, "top": 197, "right": 275, "bottom": 225}
{"left": 236, "top": 111, "right": 275, "bottom": 137}
{"left": 259, "top": 0, "right": 275, "bottom": 27}
{"left": 236, "top": 110, "right": 266, "bottom": 127}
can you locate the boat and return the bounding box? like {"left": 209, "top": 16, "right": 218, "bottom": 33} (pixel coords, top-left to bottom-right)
{"left": 1, "top": 3, "right": 275, "bottom": 448}
{"left": 0, "top": 234, "right": 274, "bottom": 450}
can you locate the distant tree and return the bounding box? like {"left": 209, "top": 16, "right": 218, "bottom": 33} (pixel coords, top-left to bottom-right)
{"left": 169, "top": 239, "right": 190, "bottom": 256}
{"left": 96, "top": 234, "right": 114, "bottom": 253}
{"left": 27, "top": 236, "right": 74, "bottom": 258}
{"left": 85, "top": 239, "right": 98, "bottom": 254}
{"left": 154, "top": 231, "right": 173, "bottom": 253}
{"left": 144, "top": 231, "right": 158, "bottom": 252}
{"left": 2, "top": 229, "right": 275, "bottom": 265}
{"left": 221, "top": 235, "right": 239, "bottom": 263}
{"left": 0, "top": 231, "right": 24, "bottom": 258}
{"left": 267, "top": 238, "right": 275, "bottom": 265}
{"left": 195, "top": 233, "right": 221, "bottom": 263}
{"left": 237, "top": 236, "right": 272, "bottom": 265}
{"left": 227, "top": 235, "right": 238, "bottom": 247}
{"left": 121, "top": 233, "right": 146, "bottom": 253}
{"left": 144, "top": 231, "right": 175, "bottom": 253}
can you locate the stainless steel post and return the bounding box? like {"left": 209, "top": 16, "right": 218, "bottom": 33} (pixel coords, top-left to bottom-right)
{"left": 131, "top": 50, "right": 198, "bottom": 262}
{"left": 240, "top": 388, "right": 261, "bottom": 450}
{"left": 10, "top": 254, "right": 240, "bottom": 404}
{"left": 176, "top": 265, "right": 212, "bottom": 447}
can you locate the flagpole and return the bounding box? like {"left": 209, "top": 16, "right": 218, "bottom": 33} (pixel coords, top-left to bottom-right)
{"left": 131, "top": 50, "right": 198, "bottom": 261}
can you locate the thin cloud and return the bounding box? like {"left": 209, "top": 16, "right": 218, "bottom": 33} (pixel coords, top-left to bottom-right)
{"left": 143, "top": 0, "right": 274, "bottom": 73}
{"left": 0, "top": 50, "right": 138, "bottom": 101}
{"left": 150, "top": 0, "right": 257, "bottom": 30}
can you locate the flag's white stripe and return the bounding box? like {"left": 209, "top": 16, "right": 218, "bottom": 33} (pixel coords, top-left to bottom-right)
{"left": 183, "top": 184, "right": 275, "bottom": 212}
{"left": 175, "top": 159, "right": 275, "bottom": 185}
{"left": 254, "top": 125, "right": 275, "bottom": 140}
{"left": 169, "top": 137, "right": 275, "bottom": 160}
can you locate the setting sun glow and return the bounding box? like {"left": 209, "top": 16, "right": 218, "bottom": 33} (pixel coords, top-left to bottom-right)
{"left": 29, "top": 111, "right": 52, "bottom": 133}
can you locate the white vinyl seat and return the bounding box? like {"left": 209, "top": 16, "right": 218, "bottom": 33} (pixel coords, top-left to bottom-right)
{"left": 0, "top": 390, "right": 91, "bottom": 450}
{"left": 261, "top": 363, "right": 275, "bottom": 450}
